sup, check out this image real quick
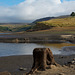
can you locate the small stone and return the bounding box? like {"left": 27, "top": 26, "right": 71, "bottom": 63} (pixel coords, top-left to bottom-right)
{"left": 67, "top": 62, "right": 71, "bottom": 64}
{"left": 73, "top": 58, "right": 75, "bottom": 61}
{"left": 19, "top": 67, "right": 27, "bottom": 71}
{"left": 51, "top": 65, "right": 57, "bottom": 68}
{"left": 59, "top": 73, "right": 65, "bottom": 75}
{"left": 71, "top": 61, "right": 75, "bottom": 64}
{"left": 70, "top": 65, "right": 74, "bottom": 68}
{"left": 62, "top": 65, "right": 66, "bottom": 67}
{"left": 60, "top": 56, "right": 64, "bottom": 58}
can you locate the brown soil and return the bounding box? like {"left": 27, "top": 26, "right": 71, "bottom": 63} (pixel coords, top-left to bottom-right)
{"left": 0, "top": 55, "right": 75, "bottom": 75}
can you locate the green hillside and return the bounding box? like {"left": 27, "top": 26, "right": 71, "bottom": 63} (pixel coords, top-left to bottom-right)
{"left": 0, "top": 26, "right": 12, "bottom": 32}
{"left": 0, "top": 24, "right": 31, "bottom": 32}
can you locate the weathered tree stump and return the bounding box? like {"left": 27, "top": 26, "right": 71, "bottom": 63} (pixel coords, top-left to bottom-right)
{"left": 28, "top": 48, "right": 58, "bottom": 74}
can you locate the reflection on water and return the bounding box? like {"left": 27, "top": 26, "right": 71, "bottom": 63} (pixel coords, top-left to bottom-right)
{"left": 0, "top": 43, "right": 75, "bottom": 57}
{"left": 0, "top": 33, "right": 11, "bottom": 34}
{"left": 42, "top": 43, "right": 75, "bottom": 55}
{"left": 42, "top": 43, "right": 75, "bottom": 48}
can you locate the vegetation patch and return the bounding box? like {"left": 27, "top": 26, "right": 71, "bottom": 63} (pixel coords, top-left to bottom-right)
{"left": 0, "top": 26, "right": 11, "bottom": 32}
{"left": 12, "top": 25, "right": 31, "bottom": 32}
{"left": 27, "top": 23, "right": 52, "bottom": 31}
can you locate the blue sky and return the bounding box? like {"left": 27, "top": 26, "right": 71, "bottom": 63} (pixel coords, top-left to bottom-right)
{"left": 0, "top": 0, "right": 25, "bottom": 6}
{"left": 0, "top": 0, "right": 75, "bottom": 23}
{"left": 0, "top": 0, "right": 75, "bottom": 6}
{"left": 61, "top": 0, "right": 75, "bottom": 2}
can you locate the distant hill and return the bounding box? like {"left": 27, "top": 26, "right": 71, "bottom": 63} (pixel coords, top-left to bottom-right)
{"left": 32, "top": 15, "right": 70, "bottom": 23}
{"left": 0, "top": 23, "right": 28, "bottom": 25}
{"left": 40, "top": 16, "right": 75, "bottom": 27}
{"left": 0, "top": 15, "right": 73, "bottom": 32}
{"left": 32, "top": 17, "right": 55, "bottom": 23}
{"left": 0, "top": 23, "right": 31, "bottom": 32}
{"left": 27, "top": 16, "right": 75, "bottom": 31}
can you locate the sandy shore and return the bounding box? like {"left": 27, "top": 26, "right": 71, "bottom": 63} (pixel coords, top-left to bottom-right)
{"left": 0, "top": 54, "right": 75, "bottom": 75}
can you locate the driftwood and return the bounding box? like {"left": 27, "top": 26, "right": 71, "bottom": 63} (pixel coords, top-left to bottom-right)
{"left": 27, "top": 48, "right": 58, "bottom": 74}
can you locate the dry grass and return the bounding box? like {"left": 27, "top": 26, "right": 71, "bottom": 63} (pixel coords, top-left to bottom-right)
{"left": 27, "top": 27, "right": 75, "bottom": 34}
{"left": 41, "top": 17, "right": 75, "bottom": 27}
{"left": 0, "top": 24, "right": 26, "bottom": 28}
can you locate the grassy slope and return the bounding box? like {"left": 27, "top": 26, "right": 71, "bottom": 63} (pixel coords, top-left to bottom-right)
{"left": 27, "top": 16, "right": 75, "bottom": 34}
{"left": 40, "top": 16, "right": 75, "bottom": 27}
{"left": 0, "top": 24, "right": 31, "bottom": 32}
{"left": 25, "top": 27, "right": 75, "bottom": 35}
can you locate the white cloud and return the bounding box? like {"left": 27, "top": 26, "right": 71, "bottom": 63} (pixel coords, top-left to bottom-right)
{"left": 0, "top": 0, "right": 75, "bottom": 23}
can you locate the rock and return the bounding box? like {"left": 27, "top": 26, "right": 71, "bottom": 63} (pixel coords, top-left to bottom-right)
{"left": 71, "top": 61, "right": 75, "bottom": 64}
{"left": 19, "top": 67, "right": 27, "bottom": 71}
{"left": 62, "top": 65, "right": 66, "bottom": 67}
{"left": 60, "top": 56, "right": 64, "bottom": 58}
{"left": 59, "top": 73, "right": 65, "bottom": 75}
{"left": 67, "top": 61, "right": 71, "bottom": 64}
{"left": 73, "top": 58, "right": 75, "bottom": 61}
{"left": 0, "top": 71, "right": 11, "bottom": 75}
{"left": 51, "top": 65, "right": 57, "bottom": 68}
{"left": 70, "top": 65, "right": 74, "bottom": 68}
{"left": 67, "top": 61, "right": 75, "bottom": 64}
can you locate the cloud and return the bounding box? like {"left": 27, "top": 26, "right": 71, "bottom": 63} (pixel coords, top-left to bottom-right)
{"left": 0, "top": 0, "right": 75, "bottom": 23}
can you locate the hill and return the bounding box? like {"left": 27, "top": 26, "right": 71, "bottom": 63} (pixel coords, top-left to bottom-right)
{"left": 32, "top": 17, "right": 55, "bottom": 23}
{"left": 0, "top": 24, "right": 31, "bottom": 32}
{"left": 40, "top": 16, "right": 75, "bottom": 27}
{"left": 0, "top": 15, "right": 75, "bottom": 33}
{"left": 32, "top": 15, "right": 70, "bottom": 23}
{"left": 26, "top": 16, "right": 75, "bottom": 34}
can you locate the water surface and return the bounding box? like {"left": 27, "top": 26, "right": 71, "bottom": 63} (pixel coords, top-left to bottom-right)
{"left": 0, "top": 33, "right": 11, "bottom": 34}
{"left": 0, "top": 43, "right": 75, "bottom": 57}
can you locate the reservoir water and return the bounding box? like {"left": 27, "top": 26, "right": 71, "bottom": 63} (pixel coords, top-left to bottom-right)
{"left": 0, "top": 33, "right": 11, "bottom": 34}
{"left": 0, "top": 43, "right": 75, "bottom": 57}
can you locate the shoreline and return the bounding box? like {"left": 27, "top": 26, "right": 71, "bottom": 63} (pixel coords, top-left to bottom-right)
{"left": 0, "top": 54, "right": 75, "bottom": 75}
{"left": 0, "top": 33, "right": 75, "bottom": 43}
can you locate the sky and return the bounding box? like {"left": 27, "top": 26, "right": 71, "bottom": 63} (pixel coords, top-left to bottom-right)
{"left": 0, "top": 0, "right": 75, "bottom": 23}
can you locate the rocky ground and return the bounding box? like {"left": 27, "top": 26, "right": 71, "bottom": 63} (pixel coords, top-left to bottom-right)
{"left": 0, "top": 55, "right": 75, "bottom": 75}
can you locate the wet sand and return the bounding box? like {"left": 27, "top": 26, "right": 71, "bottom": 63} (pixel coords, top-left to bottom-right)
{"left": 0, "top": 54, "right": 75, "bottom": 75}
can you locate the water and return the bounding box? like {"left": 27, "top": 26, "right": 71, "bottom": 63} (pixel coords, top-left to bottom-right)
{"left": 0, "top": 33, "right": 11, "bottom": 34}
{"left": 0, "top": 43, "right": 75, "bottom": 57}
{"left": 61, "top": 46, "right": 75, "bottom": 55}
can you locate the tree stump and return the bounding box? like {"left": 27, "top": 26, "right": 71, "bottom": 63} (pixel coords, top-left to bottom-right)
{"left": 28, "top": 48, "right": 58, "bottom": 74}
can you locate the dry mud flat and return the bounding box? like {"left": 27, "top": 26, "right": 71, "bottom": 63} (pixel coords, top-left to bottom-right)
{"left": 0, "top": 32, "right": 75, "bottom": 43}
{"left": 0, "top": 54, "right": 75, "bottom": 75}
{"left": 33, "top": 65, "right": 75, "bottom": 75}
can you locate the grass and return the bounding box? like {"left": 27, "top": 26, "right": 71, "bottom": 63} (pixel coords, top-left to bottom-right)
{"left": 25, "top": 27, "right": 75, "bottom": 35}
{"left": 40, "top": 16, "right": 75, "bottom": 27}
{"left": 0, "top": 24, "right": 31, "bottom": 32}
{"left": 0, "top": 26, "right": 12, "bottom": 32}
